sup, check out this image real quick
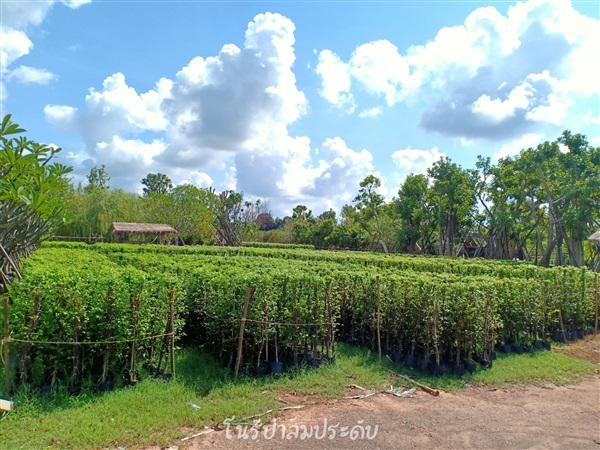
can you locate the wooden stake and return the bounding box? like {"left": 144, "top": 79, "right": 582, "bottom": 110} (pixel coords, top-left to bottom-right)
{"left": 293, "top": 307, "right": 299, "bottom": 366}
{"left": 169, "top": 290, "right": 175, "bottom": 378}
{"left": 376, "top": 276, "right": 382, "bottom": 361}
{"left": 558, "top": 308, "right": 566, "bottom": 343}
{"left": 395, "top": 373, "right": 439, "bottom": 396}
{"left": 129, "top": 296, "right": 139, "bottom": 383}
{"left": 595, "top": 273, "right": 598, "bottom": 336}
{"left": 4, "top": 297, "right": 10, "bottom": 394}
{"left": 234, "top": 287, "right": 255, "bottom": 378}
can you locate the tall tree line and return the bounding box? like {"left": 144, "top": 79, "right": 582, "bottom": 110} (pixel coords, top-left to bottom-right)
{"left": 46, "top": 130, "right": 600, "bottom": 268}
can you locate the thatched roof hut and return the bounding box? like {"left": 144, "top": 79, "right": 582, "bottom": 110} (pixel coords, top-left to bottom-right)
{"left": 588, "top": 230, "right": 600, "bottom": 243}
{"left": 111, "top": 222, "right": 178, "bottom": 244}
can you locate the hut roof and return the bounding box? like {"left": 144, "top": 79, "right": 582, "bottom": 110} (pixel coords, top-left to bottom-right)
{"left": 588, "top": 230, "right": 600, "bottom": 243}
{"left": 111, "top": 222, "right": 177, "bottom": 235}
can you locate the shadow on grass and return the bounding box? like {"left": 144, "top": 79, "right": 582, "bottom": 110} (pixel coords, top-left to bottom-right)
{"left": 2, "top": 342, "right": 595, "bottom": 422}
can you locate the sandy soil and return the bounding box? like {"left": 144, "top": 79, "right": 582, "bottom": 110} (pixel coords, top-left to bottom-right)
{"left": 156, "top": 337, "right": 600, "bottom": 450}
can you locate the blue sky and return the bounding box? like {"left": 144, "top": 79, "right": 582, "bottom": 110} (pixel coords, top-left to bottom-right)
{"left": 2, "top": 0, "right": 599, "bottom": 216}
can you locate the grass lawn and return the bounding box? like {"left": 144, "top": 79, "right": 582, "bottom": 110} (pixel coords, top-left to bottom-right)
{"left": 0, "top": 343, "right": 596, "bottom": 449}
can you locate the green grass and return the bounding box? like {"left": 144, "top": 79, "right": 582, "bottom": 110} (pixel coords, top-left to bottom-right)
{"left": 0, "top": 344, "right": 596, "bottom": 449}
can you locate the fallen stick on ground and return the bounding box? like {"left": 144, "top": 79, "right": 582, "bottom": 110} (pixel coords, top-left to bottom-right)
{"left": 344, "top": 392, "right": 377, "bottom": 399}
{"left": 218, "top": 405, "right": 305, "bottom": 428}
{"left": 393, "top": 373, "right": 440, "bottom": 396}
{"left": 181, "top": 405, "right": 306, "bottom": 441}
{"left": 181, "top": 428, "right": 215, "bottom": 441}
{"left": 347, "top": 383, "right": 366, "bottom": 391}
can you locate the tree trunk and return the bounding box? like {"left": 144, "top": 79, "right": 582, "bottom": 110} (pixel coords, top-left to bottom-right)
{"left": 539, "top": 221, "right": 556, "bottom": 268}
{"left": 565, "top": 232, "right": 585, "bottom": 267}
{"left": 407, "top": 238, "right": 420, "bottom": 254}
{"left": 371, "top": 202, "right": 387, "bottom": 253}
{"left": 445, "top": 211, "right": 456, "bottom": 257}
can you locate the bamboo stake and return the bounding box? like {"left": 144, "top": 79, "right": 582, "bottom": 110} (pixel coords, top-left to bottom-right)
{"left": 376, "top": 276, "right": 382, "bottom": 361}
{"left": 234, "top": 287, "right": 255, "bottom": 378}
{"left": 325, "top": 286, "right": 333, "bottom": 359}
{"left": 129, "top": 296, "right": 139, "bottom": 383}
{"left": 395, "top": 373, "right": 440, "bottom": 397}
{"left": 169, "top": 290, "right": 175, "bottom": 378}
{"left": 595, "top": 273, "right": 598, "bottom": 336}
{"left": 4, "top": 297, "right": 10, "bottom": 394}
{"left": 293, "top": 307, "right": 298, "bottom": 366}
{"left": 558, "top": 308, "right": 566, "bottom": 343}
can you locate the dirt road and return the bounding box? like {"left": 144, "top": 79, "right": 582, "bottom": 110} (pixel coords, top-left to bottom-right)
{"left": 152, "top": 337, "right": 600, "bottom": 450}
{"left": 177, "top": 375, "right": 599, "bottom": 450}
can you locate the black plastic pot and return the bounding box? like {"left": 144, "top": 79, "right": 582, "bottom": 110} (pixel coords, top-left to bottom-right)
{"left": 298, "top": 353, "right": 312, "bottom": 364}
{"left": 522, "top": 344, "right": 531, "bottom": 353}
{"left": 501, "top": 343, "right": 512, "bottom": 353}
{"left": 464, "top": 361, "right": 477, "bottom": 374}
{"left": 491, "top": 351, "right": 497, "bottom": 360}
{"left": 431, "top": 363, "right": 446, "bottom": 376}
{"left": 41, "top": 385, "right": 55, "bottom": 395}
{"left": 253, "top": 366, "right": 268, "bottom": 377}
{"left": 99, "top": 380, "right": 114, "bottom": 392}
{"left": 480, "top": 359, "right": 493, "bottom": 369}
{"left": 404, "top": 354, "right": 416, "bottom": 369}
{"left": 309, "top": 359, "right": 321, "bottom": 368}
{"left": 565, "top": 331, "right": 573, "bottom": 341}
{"left": 513, "top": 345, "right": 524, "bottom": 355}
{"left": 323, "top": 356, "right": 336, "bottom": 365}
{"left": 542, "top": 341, "right": 551, "bottom": 350}
{"left": 577, "top": 330, "right": 585, "bottom": 339}
{"left": 533, "top": 341, "right": 543, "bottom": 351}
{"left": 271, "top": 361, "right": 284, "bottom": 374}
{"left": 551, "top": 331, "right": 564, "bottom": 343}
{"left": 452, "top": 363, "right": 465, "bottom": 376}
{"left": 391, "top": 351, "right": 404, "bottom": 363}
{"left": 69, "top": 386, "right": 82, "bottom": 396}
{"left": 419, "top": 358, "right": 430, "bottom": 373}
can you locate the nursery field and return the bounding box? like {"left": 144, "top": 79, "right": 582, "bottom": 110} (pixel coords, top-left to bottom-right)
{"left": 1, "top": 242, "right": 598, "bottom": 449}
{"left": 3, "top": 242, "right": 597, "bottom": 390}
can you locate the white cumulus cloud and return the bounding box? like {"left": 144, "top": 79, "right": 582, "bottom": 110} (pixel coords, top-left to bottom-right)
{"left": 317, "top": 0, "right": 599, "bottom": 140}
{"left": 358, "top": 107, "right": 382, "bottom": 118}
{"left": 315, "top": 49, "right": 355, "bottom": 112}
{"left": 492, "top": 132, "right": 545, "bottom": 160}
{"left": 7, "top": 66, "right": 57, "bottom": 84}
{"left": 349, "top": 40, "right": 409, "bottom": 106}
{"left": 48, "top": 13, "right": 376, "bottom": 215}
{"left": 391, "top": 147, "right": 446, "bottom": 184}
{"left": 0, "top": 0, "right": 91, "bottom": 102}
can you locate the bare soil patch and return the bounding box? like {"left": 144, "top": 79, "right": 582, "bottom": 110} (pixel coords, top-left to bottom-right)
{"left": 157, "top": 338, "right": 600, "bottom": 450}
{"left": 555, "top": 335, "right": 600, "bottom": 365}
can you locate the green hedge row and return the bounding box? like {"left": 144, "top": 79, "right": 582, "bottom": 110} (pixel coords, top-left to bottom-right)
{"left": 7, "top": 243, "right": 596, "bottom": 387}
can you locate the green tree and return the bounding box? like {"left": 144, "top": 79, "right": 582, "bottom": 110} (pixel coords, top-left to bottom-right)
{"left": 524, "top": 132, "right": 600, "bottom": 267}
{"left": 290, "top": 204, "right": 314, "bottom": 243}
{"left": 396, "top": 173, "right": 430, "bottom": 253}
{"left": 56, "top": 185, "right": 143, "bottom": 239}
{"left": 353, "top": 174, "right": 388, "bottom": 252}
{"left": 168, "top": 184, "right": 214, "bottom": 244}
{"left": 211, "top": 189, "right": 244, "bottom": 246}
{"left": 86, "top": 164, "right": 110, "bottom": 191}
{"left": 428, "top": 157, "right": 477, "bottom": 256}
{"left": 0, "top": 115, "right": 72, "bottom": 291}
{"left": 141, "top": 172, "right": 173, "bottom": 195}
